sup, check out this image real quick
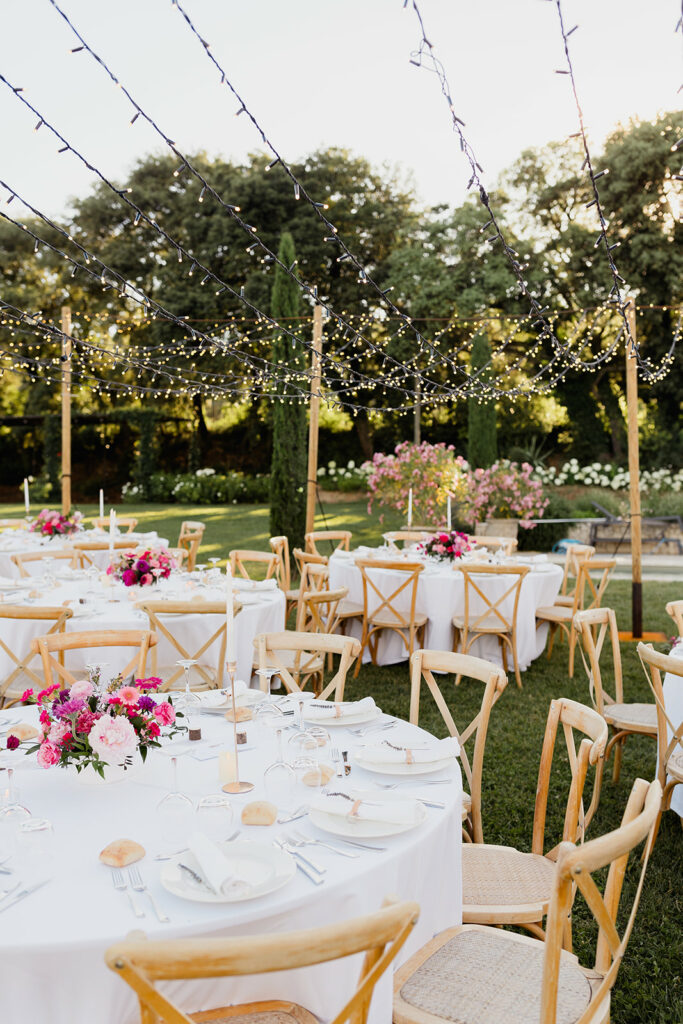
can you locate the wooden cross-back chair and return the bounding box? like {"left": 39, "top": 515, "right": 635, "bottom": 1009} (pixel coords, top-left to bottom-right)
{"left": 354, "top": 560, "right": 426, "bottom": 678}
{"left": 166, "top": 547, "right": 188, "bottom": 569}
{"left": 304, "top": 530, "right": 352, "bottom": 559}
{"left": 72, "top": 539, "right": 131, "bottom": 569}
{"left": 296, "top": 583, "right": 348, "bottom": 635}
{"left": 11, "top": 547, "right": 77, "bottom": 578}
{"left": 536, "top": 557, "right": 616, "bottom": 678}
{"left": 92, "top": 516, "right": 139, "bottom": 533}
{"left": 555, "top": 543, "right": 596, "bottom": 608}
{"left": 461, "top": 696, "right": 607, "bottom": 944}
{"left": 409, "top": 649, "right": 507, "bottom": 843}
{"left": 177, "top": 521, "right": 205, "bottom": 572}
{"left": 107, "top": 897, "right": 419, "bottom": 1024}
{"left": 291, "top": 548, "right": 329, "bottom": 618}
{"left": 269, "top": 535, "right": 301, "bottom": 609}
{"left": 637, "top": 642, "right": 683, "bottom": 850}
{"left": 382, "top": 530, "right": 431, "bottom": 551}
{"left": 134, "top": 600, "right": 242, "bottom": 691}
{"left": 31, "top": 629, "right": 157, "bottom": 687}
{"left": 467, "top": 535, "right": 518, "bottom": 557}
{"left": 255, "top": 630, "right": 361, "bottom": 701}
{"left": 394, "top": 778, "right": 661, "bottom": 1024}
{"left": 574, "top": 607, "right": 657, "bottom": 783}
{"left": 230, "top": 549, "right": 279, "bottom": 582}
{"left": 452, "top": 565, "right": 529, "bottom": 688}
{"left": 0, "top": 605, "right": 73, "bottom": 706}
{"left": 0, "top": 518, "right": 27, "bottom": 530}
{"left": 665, "top": 598, "right": 683, "bottom": 636}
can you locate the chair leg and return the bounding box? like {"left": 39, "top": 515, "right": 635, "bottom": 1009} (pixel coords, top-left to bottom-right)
{"left": 509, "top": 636, "right": 522, "bottom": 689}
{"left": 611, "top": 736, "right": 624, "bottom": 784}
{"left": 546, "top": 622, "right": 558, "bottom": 659}
{"left": 568, "top": 624, "right": 577, "bottom": 678}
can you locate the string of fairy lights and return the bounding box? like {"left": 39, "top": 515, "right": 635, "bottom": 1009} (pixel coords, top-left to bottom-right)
{"left": 0, "top": 0, "right": 679, "bottom": 408}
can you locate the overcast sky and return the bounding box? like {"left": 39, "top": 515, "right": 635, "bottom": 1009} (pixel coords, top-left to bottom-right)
{"left": 0, "top": 0, "right": 680, "bottom": 221}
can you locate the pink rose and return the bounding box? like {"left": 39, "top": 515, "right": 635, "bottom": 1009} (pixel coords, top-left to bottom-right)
{"left": 37, "top": 741, "right": 61, "bottom": 768}
{"left": 48, "top": 720, "right": 72, "bottom": 746}
{"left": 154, "top": 701, "right": 175, "bottom": 726}
{"left": 70, "top": 679, "right": 93, "bottom": 700}
{"left": 88, "top": 715, "right": 138, "bottom": 764}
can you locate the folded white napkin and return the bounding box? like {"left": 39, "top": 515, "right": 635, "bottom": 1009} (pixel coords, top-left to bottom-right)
{"left": 233, "top": 578, "right": 278, "bottom": 592}
{"left": 188, "top": 832, "right": 235, "bottom": 895}
{"left": 360, "top": 736, "right": 459, "bottom": 765}
{"left": 305, "top": 696, "right": 376, "bottom": 721}
{"left": 311, "top": 792, "right": 422, "bottom": 825}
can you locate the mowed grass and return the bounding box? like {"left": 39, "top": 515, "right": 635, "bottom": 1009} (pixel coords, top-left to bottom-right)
{"left": 3, "top": 500, "right": 682, "bottom": 1020}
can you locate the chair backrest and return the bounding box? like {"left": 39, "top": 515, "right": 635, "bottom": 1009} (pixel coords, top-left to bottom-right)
{"left": 572, "top": 558, "right": 616, "bottom": 615}
{"left": 92, "top": 517, "right": 139, "bottom": 533}
{"left": 296, "top": 585, "right": 349, "bottom": 636}
{"left": 665, "top": 599, "right": 683, "bottom": 637}
{"left": 166, "top": 547, "right": 188, "bottom": 568}
{"left": 382, "top": 530, "right": 431, "bottom": 550}
{"left": 31, "top": 629, "right": 158, "bottom": 687}
{"left": 0, "top": 604, "right": 73, "bottom": 699}
{"left": 134, "top": 601, "right": 241, "bottom": 690}
{"left": 356, "top": 559, "right": 424, "bottom": 628}
{"left": 269, "top": 535, "right": 291, "bottom": 592}
{"left": 293, "top": 548, "right": 329, "bottom": 581}
{"left": 540, "top": 778, "right": 661, "bottom": 1024}
{"left": 637, "top": 642, "right": 683, "bottom": 790}
{"left": 255, "top": 630, "right": 361, "bottom": 701}
{"left": 177, "top": 521, "right": 205, "bottom": 571}
{"left": 560, "top": 543, "right": 596, "bottom": 597}
{"left": 106, "top": 897, "right": 419, "bottom": 1024}
{"left": 409, "top": 649, "right": 507, "bottom": 842}
{"left": 299, "top": 561, "right": 330, "bottom": 596}
{"left": 467, "top": 535, "right": 518, "bottom": 557}
{"left": 573, "top": 607, "right": 624, "bottom": 715}
{"left": 531, "top": 697, "right": 608, "bottom": 857}
{"left": 230, "top": 549, "right": 279, "bottom": 581}
{"left": 0, "top": 518, "right": 26, "bottom": 530}
{"left": 11, "top": 547, "right": 77, "bottom": 578}
{"left": 72, "top": 539, "right": 131, "bottom": 568}
{"left": 459, "top": 564, "right": 529, "bottom": 635}
{"left": 305, "top": 530, "right": 352, "bottom": 558}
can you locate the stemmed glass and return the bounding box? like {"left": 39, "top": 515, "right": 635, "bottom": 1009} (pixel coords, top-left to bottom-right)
{"left": 255, "top": 667, "right": 279, "bottom": 704}
{"left": 155, "top": 756, "right": 194, "bottom": 847}
{"left": 196, "top": 795, "right": 234, "bottom": 843}
{"left": 263, "top": 729, "right": 295, "bottom": 811}
{"left": 176, "top": 659, "right": 201, "bottom": 738}
{"left": 0, "top": 767, "right": 31, "bottom": 855}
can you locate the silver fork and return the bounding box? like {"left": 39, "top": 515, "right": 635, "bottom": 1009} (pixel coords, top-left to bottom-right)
{"left": 111, "top": 868, "right": 145, "bottom": 918}
{"left": 373, "top": 783, "right": 445, "bottom": 808}
{"left": 288, "top": 830, "right": 359, "bottom": 858}
{"left": 350, "top": 722, "right": 396, "bottom": 738}
{"left": 128, "top": 866, "right": 169, "bottom": 923}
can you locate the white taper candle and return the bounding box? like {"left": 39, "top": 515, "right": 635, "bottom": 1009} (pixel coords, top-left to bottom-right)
{"left": 226, "top": 565, "right": 235, "bottom": 662}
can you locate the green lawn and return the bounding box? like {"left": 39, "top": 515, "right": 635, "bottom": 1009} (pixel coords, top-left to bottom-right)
{"left": 3, "top": 500, "right": 682, "bottom": 1020}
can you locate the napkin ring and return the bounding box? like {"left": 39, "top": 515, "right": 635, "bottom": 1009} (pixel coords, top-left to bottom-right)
{"left": 405, "top": 749, "right": 414, "bottom": 765}
{"left": 346, "top": 799, "right": 362, "bottom": 821}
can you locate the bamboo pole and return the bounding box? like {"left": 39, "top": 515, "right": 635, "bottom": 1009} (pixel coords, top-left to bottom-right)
{"left": 305, "top": 306, "right": 323, "bottom": 536}
{"left": 61, "top": 305, "right": 72, "bottom": 516}
{"left": 625, "top": 299, "right": 642, "bottom": 638}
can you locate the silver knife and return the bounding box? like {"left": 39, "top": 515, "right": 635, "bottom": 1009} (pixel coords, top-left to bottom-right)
{"left": 281, "top": 842, "right": 325, "bottom": 875}
{"left": 293, "top": 859, "right": 324, "bottom": 885}
{"left": 0, "top": 878, "right": 49, "bottom": 914}
{"left": 332, "top": 837, "right": 387, "bottom": 852}
{"left": 419, "top": 799, "right": 445, "bottom": 809}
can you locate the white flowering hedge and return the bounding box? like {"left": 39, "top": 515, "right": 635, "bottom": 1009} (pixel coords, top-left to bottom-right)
{"left": 533, "top": 460, "right": 682, "bottom": 493}
{"left": 316, "top": 459, "right": 372, "bottom": 492}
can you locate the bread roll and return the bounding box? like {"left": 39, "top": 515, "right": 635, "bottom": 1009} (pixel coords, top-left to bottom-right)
{"left": 7, "top": 723, "right": 39, "bottom": 742}
{"left": 302, "top": 763, "right": 335, "bottom": 787}
{"left": 240, "top": 800, "right": 277, "bottom": 826}
{"left": 225, "top": 706, "right": 252, "bottom": 723}
{"left": 99, "top": 839, "right": 145, "bottom": 867}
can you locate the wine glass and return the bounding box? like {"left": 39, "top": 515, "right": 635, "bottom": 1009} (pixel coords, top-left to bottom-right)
{"left": 155, "top": 756, "right": 194, "bottom": 847}
{"left": 253, "top": 701, "right": 285, "bottom": 745}
{"left": 0, "top": 767, "right": 31, "bottom": 855}
{"left": 263, "top": 729, "right": 295, "bottom": 811}
{"left": 255, "top": 667, "right": 278, "bottom": 703}
{"left": 176, "top": 659, "right": 201, "bottom": 738}
{"left": 17, "top": 818, "right": 55, "bottom": 881}
{"left": 195, "top": 795, "right": 234, "bottom": 843}
{"left": 293, "top": 755, "right": 324, "bottom": 794}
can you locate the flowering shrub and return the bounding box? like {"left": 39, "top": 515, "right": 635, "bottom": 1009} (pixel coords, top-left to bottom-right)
{"left": 107, "top": 547, "right": 175, "bottom": 587}
{"left": 366, "top": 442, "right": 468, "bottom": 524}
{"left": 317, "top": 459, "right": 371, "bottom": 492}
{"left": 460, "top": 461, "right": 549, "bottom": 529}
{"left": 30, "top": 508, "right": 82, "bottom": 538}
{"left": 418, "top": 531, "right": 472, "bottom": 562}
{"left": 21, "top": 677, "right": 182, "bottom": 775}
{"left": 122, "top": 469, "right": 270, "bottom": 505}
{"left": 533, "top": 460, "right": 683, "bottom": 493}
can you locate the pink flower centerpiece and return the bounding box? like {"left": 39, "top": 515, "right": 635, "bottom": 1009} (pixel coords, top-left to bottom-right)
{"left": 19, "top": 677, "right": 182, "bottom": 777}
{"left": 418, "top": 531, "right": 472, "bottom": 562}
{"left": 30, "top": 508, "right": 82, "bottom": 538}
{"left": 107, "top": 547, "right": 176, "bottom": 587}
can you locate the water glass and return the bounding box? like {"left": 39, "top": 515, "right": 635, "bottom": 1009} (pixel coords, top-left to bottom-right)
{"left": 196, "top": 795, "right": 234, "bottom": 843}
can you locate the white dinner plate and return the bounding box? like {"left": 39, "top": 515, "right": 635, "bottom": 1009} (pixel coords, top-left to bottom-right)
{"left": 309, "top": 791, "right": 427, "bottom": 838}
{"left": 160, "top": 840, "right": 296, "bottom": 903}
{"left": 303, "top": 706, "right": 383, "bottom": 728}
{"left": 352, "top": 750, "right": 456, "bottom": 776}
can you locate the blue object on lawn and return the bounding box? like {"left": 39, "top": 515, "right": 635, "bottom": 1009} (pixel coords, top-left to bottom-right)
{"left": 552, "top": 538, "right": 583, "bottom": 553}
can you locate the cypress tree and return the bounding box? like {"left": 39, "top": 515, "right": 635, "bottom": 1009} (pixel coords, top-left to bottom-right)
{"left": 269, "top": 232, "right": 307, "bottom": 551}
{"left": 467, "top": 331, "right": 497, "bottom": 468}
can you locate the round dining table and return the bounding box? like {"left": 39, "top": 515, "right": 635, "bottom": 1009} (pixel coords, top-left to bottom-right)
{"left": 0, "top": 527, "right": 169, "bottom": 578}
{"left": 329, "top": 547, "right": 563, "bottom": 672}
{"left": 0, "top": 703, "right": 463, "bottom": 1024}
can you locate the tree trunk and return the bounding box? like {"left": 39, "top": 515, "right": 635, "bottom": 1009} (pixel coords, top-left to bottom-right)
{"left": 192, "top": 394, "right": 208, "bottom": 447}
{"left": 355, "top": 409, "right": 373, "bottom": 460}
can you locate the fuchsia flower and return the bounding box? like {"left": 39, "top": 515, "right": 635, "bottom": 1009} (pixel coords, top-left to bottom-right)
{"left": 154, "top": 702, "right": 175, "bottom": 726}
{"left": 6, "top": 735, "right": 20, "bottom": 751}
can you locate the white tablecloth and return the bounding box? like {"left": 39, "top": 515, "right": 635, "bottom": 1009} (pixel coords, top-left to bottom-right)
{"left": 329, "top": 550, "right": 562, "bottom": 671}
{"left": 0, "top": 576, "right": 285, "bottom": 688}
{"left": 663, "top": 639, "right": 683, "bottom": 817}
{"left": 0, "top": 707, "right": 462, "bottom": 1024}
{"left": 0, "top": 529, "right": 168, "bottom": 578}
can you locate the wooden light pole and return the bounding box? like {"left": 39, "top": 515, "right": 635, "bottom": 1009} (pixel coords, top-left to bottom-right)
{"left": 61, "top": 305, "right": 72, "bottom": 516}
{"left": 625, "top": 299, "right": 642, "bottom": 638}
{"left": 305, "top": 305, "right": 323, "bottom": 536}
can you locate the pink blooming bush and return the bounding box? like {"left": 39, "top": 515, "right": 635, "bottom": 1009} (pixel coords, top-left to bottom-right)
{"left": 30, "top": 508, "right": 82, "bottom": 538}
{"left": 459, "top": 461, "right": 548, "bottom": 529}
{"left": 107, "top": 547, "right": 175, "bottom": 587}
{"left": 365, "top": 442, "right": 470, "bottom": 525}
{"left": 21, "top": 676, "right": 182, "bottom": 777}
